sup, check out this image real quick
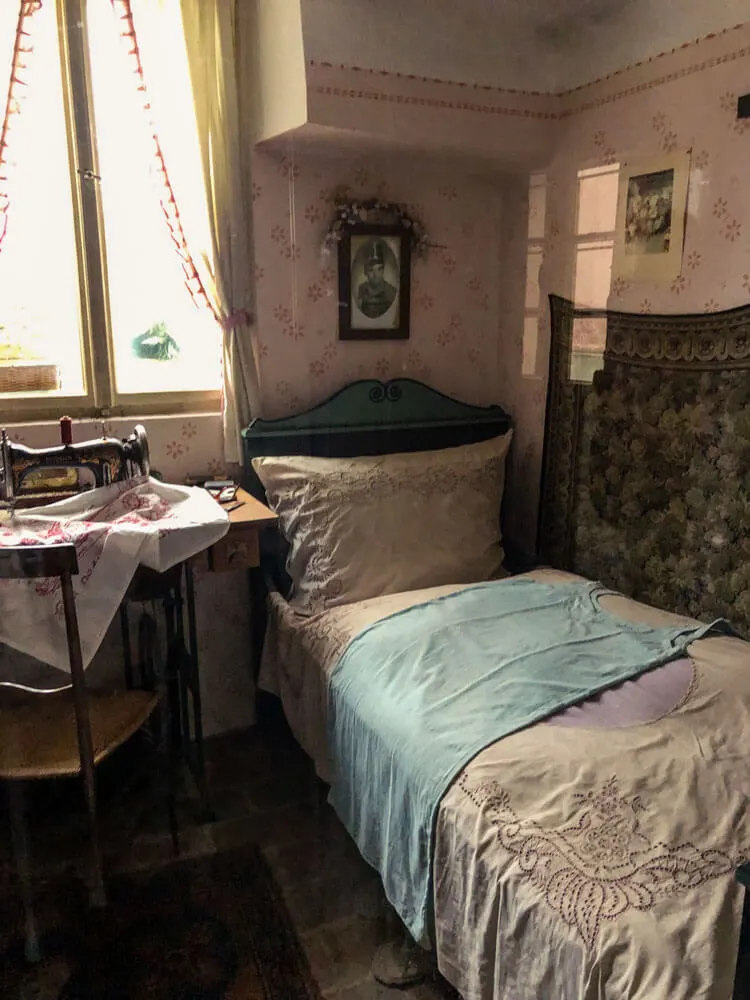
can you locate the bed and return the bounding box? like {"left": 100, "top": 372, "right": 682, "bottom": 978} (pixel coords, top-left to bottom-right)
{"left": 242, "top": 378, "right": 750, "bottom": 1000}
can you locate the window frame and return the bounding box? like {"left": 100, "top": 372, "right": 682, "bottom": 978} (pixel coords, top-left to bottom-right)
{"left": 0, "top": 0, "right": 221, "bottom": 423}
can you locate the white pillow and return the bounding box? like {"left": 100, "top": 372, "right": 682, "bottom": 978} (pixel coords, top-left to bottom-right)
{"left": 252, "top": 432, "right": 512, "bottom": 612}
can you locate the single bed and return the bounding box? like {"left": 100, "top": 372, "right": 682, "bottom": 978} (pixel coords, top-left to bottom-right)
{"left": 243, "top": 378, "right": 750, "bottom": 1000}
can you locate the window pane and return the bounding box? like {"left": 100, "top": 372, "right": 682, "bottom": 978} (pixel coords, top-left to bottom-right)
{"left": 573, "top": 240, "right": 614, "bottom": 309}
{"left": 570, "top": 315, "right": 606, "bottom": 383}
{"left": 86, "top": 0, "right": 220, "bottom": 396}
{"left": 0, "top": 2, "right": 85, "bottom": 399}
{"left": 577, "top": 165, "right": 619, "bottom": 236}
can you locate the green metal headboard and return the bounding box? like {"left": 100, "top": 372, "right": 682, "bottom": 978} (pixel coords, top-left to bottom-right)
{"left": 241, "top": 378, "right": 515, "bottom": 596}
{"left": 242, "top": 378, "right": 512, "bottom": 498}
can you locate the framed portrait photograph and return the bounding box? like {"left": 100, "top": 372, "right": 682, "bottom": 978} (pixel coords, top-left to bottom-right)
{"left": 338, "top": 224, "right": 411, "bottom": 340}
{"left": 612, "top": 150, "right": 691, "bottom": 283}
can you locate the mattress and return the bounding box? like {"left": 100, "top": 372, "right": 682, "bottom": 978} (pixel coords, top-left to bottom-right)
{"left": 259, "top": 569, "right": 750, "bottom": 1000}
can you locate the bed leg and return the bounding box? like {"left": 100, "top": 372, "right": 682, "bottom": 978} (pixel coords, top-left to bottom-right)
{"left": 371, "top": 905, "right": 429, "bottom": 988}
{"left": 307, "top": 761, "right": 327, "bottom": 815}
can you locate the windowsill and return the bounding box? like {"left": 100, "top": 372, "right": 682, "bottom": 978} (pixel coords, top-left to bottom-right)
{"left": 5, "top": 411, "right": 222, "bottom": 429}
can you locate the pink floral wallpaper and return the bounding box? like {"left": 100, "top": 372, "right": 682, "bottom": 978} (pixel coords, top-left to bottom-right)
{"left": 505, "top": 24, "right": 750, "bottom": 551}
{"left": 251, "top": 148, "right": 507, "bottom": 418}
{"left": 250, "top": 27, "right": 750, "bottom": 554}
{"left": 304, "top": 60, "right": 556, "bottom": 167}
{"left": 3, "top": 23, "right": 749, "bottom": 730}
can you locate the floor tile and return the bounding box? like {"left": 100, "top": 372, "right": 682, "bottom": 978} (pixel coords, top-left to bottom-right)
{"left": 264, "top": 819, "right": 365, "bottom": 889}
{"left": 0, "top": 719, "right": 462, "bottom": 999}
{"left": 281, "top": 867, "right": 384, "bottom": 932}
{"left": 301, "top": 914, "right": 392, "bottom": 993}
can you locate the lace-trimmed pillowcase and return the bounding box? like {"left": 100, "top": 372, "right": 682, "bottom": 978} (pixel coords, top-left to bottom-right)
{"left": 252, "top": 432, "right": 513, "bottom": 613}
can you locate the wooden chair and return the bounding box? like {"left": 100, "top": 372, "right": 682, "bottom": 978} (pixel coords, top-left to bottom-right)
{"left": 0, "top": 543, "right": 165, "bottom": 962}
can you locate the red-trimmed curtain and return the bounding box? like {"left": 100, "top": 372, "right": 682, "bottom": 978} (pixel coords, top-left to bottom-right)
{"left": 0, "top": 1, "right": 43, "bottom": 253}
{"left": 111, "top": 0, "right": 259, "bottom": 464}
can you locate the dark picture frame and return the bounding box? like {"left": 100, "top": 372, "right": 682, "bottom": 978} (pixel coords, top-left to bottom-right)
{"left": 338, "top": 224, "right": 411, "bottom": 340}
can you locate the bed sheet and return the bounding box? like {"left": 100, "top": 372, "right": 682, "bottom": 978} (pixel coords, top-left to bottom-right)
{"left": 259, "top": 569, "right": 750, "bottom": 1000}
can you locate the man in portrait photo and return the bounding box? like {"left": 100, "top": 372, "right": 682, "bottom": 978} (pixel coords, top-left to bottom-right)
{"left": 356, "top": 239, "right": 398, "bottom": 319}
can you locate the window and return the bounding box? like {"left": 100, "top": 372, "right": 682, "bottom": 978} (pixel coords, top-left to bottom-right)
{"left": 0, "top": 0, "right": 221, "bottom": 421}
{"left": 569, "top": 163, "right": 619, "bottom": 383}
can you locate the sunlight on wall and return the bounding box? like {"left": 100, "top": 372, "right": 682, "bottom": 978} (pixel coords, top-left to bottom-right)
{"left": 522, "top": 172, "right": 547, "bottom": 377}
{"left": 569, "top": 163, "right": 619, "bottom": 382}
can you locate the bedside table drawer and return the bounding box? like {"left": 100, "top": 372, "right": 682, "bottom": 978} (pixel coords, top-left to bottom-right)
{"left": 208, "top": 528, "right": 259, "bottom": 572}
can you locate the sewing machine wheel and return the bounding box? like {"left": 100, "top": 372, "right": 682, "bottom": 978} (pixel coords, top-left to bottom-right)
{"left": 130, "top": 424, "right": 151, "bottom": 477}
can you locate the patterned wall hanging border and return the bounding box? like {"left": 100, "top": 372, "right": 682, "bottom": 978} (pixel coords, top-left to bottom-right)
{"left": 605, "top": 303, "right": 750, "bottom": 370}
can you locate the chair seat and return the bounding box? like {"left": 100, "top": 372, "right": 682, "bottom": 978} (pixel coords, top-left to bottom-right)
{"left": 0, "top": 689, "right": 159, "bottom": 780}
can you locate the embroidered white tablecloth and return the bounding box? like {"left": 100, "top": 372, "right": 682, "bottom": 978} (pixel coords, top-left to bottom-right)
{"left": 0, "top": 476, "right": 229, "bottom": 671}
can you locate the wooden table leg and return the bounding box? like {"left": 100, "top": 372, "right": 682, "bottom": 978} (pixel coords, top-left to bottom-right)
{"left": 735, "top": 866, "right": 750, "bottom": 997}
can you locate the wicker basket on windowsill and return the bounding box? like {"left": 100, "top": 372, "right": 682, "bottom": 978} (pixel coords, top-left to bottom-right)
{"left": 0, "top": 361, "right": 60, "bottom": 394}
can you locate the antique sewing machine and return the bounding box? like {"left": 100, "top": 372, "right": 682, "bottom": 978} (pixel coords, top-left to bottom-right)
{"left": 0, "top": 417, "right": 150, "bottom": 509}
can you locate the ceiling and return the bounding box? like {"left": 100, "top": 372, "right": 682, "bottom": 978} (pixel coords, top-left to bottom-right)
{"left": 302, "top": 0, "right": 750, "bottom": 91}
{"left": 457, "top": 0, "right": 631, "bottom": 35}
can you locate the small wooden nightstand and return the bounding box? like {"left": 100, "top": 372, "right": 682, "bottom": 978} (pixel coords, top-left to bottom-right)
{"left": 203, "top": 489, "right": 277, "bottom": 572}
{"left": 121, "top": 489, "right": 277, "bottom": 815}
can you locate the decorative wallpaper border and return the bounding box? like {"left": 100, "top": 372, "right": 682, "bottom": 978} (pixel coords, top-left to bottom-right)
{"left": 559, "top": 43, "right": 750, "bottom": 118}
{"left": 308, "top": 60, "right": 549, "bottom": 97}
{"left": 311, "top": 85, "right": 558, "bottom": 121}
{"left": 309, "top": 22, "right": 750, "bottom": 121}
{"left": 562, "top": 21, "right": 749, "bottom": 95}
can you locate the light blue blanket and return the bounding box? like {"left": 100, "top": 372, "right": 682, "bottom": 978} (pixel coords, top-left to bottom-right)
{"left": 326, "top": 577, "right": 731, "bottom": 946}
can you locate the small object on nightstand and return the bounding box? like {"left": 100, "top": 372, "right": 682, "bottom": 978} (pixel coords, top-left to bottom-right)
{"left": 221, "top": 500, "right": 243, "bottom": 514}
{"left": 205, "top": 480, "right": 238, "bottom": 503}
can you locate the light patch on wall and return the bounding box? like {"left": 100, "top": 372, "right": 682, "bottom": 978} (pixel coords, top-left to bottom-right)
{"left": 576, "top": 164, "right": 619, "bottom": 236}
{"left": 574, "top": 239, "right": 614, "bottom": 308}
{"left": 569, "top": 163, "right": 620, "bottom": 382}
{"left": 570, "top": 314, "right": 607, "bottom": 383}
{"left": 522, "top": 172, "right": 548, "bottom": 377}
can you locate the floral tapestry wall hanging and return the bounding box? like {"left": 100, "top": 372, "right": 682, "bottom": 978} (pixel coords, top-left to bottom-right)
{"left": 539, "top": 293, "right": 750, "bottom": 637}
{"left": 612, "top": 150, "right": 691, "bottom": 283}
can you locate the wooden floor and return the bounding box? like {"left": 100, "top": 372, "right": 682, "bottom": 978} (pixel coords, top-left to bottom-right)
{"left": 0, "top": 712, "right": 457, "bottom": 1000}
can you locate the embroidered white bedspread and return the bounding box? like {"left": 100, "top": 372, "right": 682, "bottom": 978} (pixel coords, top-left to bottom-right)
{"left": 0, "top": 476, "right": 228, "bottom": 671}
{"left": 260, "top": 569, "right": 750, "bottom": 1000}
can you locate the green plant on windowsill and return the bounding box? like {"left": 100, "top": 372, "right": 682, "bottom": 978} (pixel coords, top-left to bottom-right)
{"left": 132, "top": 321, "right": 180, "bottom": 361}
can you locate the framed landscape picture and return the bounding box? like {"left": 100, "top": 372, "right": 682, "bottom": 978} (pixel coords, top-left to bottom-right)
{"left": 612, "top": 150, "right": 691, "bottom": 283}
{"left": 337, "top": 224, "right": 411, "bottom": 340}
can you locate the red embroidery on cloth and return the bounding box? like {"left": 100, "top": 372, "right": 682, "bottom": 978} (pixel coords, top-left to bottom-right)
{"left": 120, "top": 491, "right": 172, "bottom": 521}
{"left": 0, "top": 483, "right": 175, "bottom": 604}
{"left": 458, "top": 774, "right": 738, "bottom": 946}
